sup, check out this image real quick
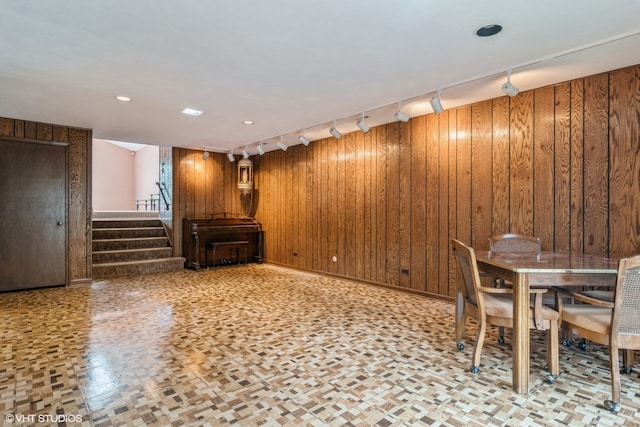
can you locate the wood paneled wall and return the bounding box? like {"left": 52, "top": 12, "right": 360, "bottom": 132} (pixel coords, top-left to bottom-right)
{"left": 250, "top": 64, "right": 640, "bottom": 299}
{"left": 169, "top": 147, "right": 239, "bottom": 258}
{"left": 168, "top": 65, "right": 639, "bottom": 299}
{"left": 0, "top": 117, "right": 93, "bottom": 284}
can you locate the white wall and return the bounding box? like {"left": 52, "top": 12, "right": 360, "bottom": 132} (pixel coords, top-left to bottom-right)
{"left": 92, "top": 140, "right": 159, "bottom": 212}
{"left": 92, "top": 139, "right": 136, "bottom": 211}
{"left": 134, "top": 145, "right": 160, "bottom": 210}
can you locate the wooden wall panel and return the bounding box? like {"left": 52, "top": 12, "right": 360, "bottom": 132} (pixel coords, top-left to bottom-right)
{"left": 375, "top": 127, "right": 387, "bottom": 284}
{"left": 569, "top": 80, "right": 585, "bottom": 254}
{"left": 491, "top": 97, "right": 510, "bottom": 236}
{"left": 354, "top": 132, "right": 366, "bottom": 279}
{"left": 385, "top": 123, "right": 400, "bottom": 286}
{"left": 171, "top": 63, "right": 639, "bottom": 300}
{"left": 437, "top": 113, "right": 450, "bottom": 296}
{"left": 298, "top": 146, "right": 309, "bottom": 269}
{"left": 553, "top": 83, "right": 572, "bottom": 252}
{"left": 311, "top": 141, "right": 321, "bottom": 271}
{"left": 425, "top": 114, "right": 440, "bottom": 294}
{"left": 345, "top": 133, "right": 357, "bottom": 277}
{"left": 509, "top": 92, "right": 534, "bottom": 235}
{"left": 398, "top": 121, "right": 412, "bottom": 288}
{"left": 533, "top": 86, "right": 556, "bottom": 250}
{"left": 583, "top": 73, "right": 610, "bottom": 255}
{"left": 410, "top": 115, "right": 427, "bottom": 291}
{"left": 609, "top": 66, "right": 640, "bottom": 257}
{"left": 336, "top": 136, "right": 346, "bottom": 276}
{"left": 363, "top": 131, "right": 374, "bottom": 282}
{"left": 470, "top": 102, "right": 491, "bottom": 250}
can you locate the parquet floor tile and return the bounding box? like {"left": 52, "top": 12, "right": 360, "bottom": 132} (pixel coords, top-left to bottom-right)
{"left": 1, "top": 264, "right": 639, "bottom": 426}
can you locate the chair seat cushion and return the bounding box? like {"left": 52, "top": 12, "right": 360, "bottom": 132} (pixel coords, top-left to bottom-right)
{"left": 561, "top": 305, "right": 612, "bottom": 335}
{"left": 484, "top": 294, "right": 559, "bottom": 321}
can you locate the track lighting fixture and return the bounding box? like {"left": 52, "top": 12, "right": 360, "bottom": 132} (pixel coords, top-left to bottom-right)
{"left": 277, "top": 136, "right": 287, "bottom": 151}
{"left": 329, "top": 121, "right": 342, "bottom": 139}
{"left": 356, "top": 113, "right": 370, "bottom": 134}
{"left": 202, "top": 150, "right": 209, "bottom": 160}
{"left": 394, "top": 103, "right": 410, "bottom": 122}
{"left": 298, "top": 130, "right": 310, "bottom": 146}
{"left": 230, "top": 63, "right": 531, "bottom": 150}
{"left": 430, "top": 92, "right": 444, "bottom": 114}
{"left": 501, "top": 70, "right": 519, "bottom": 97}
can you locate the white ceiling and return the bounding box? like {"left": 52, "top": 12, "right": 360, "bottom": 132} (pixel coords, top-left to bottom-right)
{"left": 1, "top": 1, "right": 639, "bottom": 155}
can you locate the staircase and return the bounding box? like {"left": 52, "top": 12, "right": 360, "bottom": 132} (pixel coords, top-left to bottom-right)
{"left": 92, "top": 211, "right": 185, "bottom": 278}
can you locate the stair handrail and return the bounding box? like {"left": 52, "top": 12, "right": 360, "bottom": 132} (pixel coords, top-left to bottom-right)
{"left": 155, "top": 181, "right": 171, "bottom": 211}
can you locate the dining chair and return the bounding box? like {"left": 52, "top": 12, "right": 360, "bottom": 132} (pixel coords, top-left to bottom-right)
{"left": 452, "top": 239, "right": 559, "bottom": 383}
{"left": 489, "top": 233, "right": 542, "bottom": 254}
{"left": 488, "top": 233, "right": 542, "bottom": 344}
{"left": 554, "top": 254, "right": 640, "bottom": 412}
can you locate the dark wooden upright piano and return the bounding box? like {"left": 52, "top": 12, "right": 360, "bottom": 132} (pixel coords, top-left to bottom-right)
{"left": 183, "top": 216, "right": 264, "bottom": 270}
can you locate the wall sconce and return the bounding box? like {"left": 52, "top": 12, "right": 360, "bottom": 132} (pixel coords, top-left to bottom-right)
{"left": 237, "top": 158, "right": 253, "bottom": 195}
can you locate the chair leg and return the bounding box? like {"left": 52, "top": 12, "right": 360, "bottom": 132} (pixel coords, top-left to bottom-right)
{"left": 470, "top": 320, "right": 486, "bottom": 373}
{"left": 455, "top": 312, "right": 467, "bottom": 350}
{"left": 622, "top": 349, "right": 635, "bottom": 374}
{"left": 604, "top": 344, "right": 622, "bottom": 411}
{"left": 545, "top": 320, "right": 559, "bottom": 383}
{"left": 454, "top": 292, "right": 466, "bottom": 350}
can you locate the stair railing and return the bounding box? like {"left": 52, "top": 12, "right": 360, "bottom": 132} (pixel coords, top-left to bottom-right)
{"left": 155, "top": 182, "right": 171, "bottom": 211}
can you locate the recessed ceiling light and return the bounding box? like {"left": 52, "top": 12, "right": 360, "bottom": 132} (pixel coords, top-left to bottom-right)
{"left": 182, "top": 108, "right": 203, "bottom": 116}
{"left": 475, "top": 24, "right": 503, "bottom": 37}
{"left": 114, "top": 95, "right": 132, "bottom": 102}
{"left": 242, "top": 120, "right": 255, "bottom": 125}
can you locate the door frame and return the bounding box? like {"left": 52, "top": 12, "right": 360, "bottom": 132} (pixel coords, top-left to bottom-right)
{"left": 0, "top": 136, "right": 69, "bottom": 289}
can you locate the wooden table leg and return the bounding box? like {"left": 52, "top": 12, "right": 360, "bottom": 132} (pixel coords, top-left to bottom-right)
{"left": 512, "top": 273, "right": 530, "bottom": 394}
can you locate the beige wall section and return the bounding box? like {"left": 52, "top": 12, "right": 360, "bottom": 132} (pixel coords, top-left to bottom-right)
{"left": 134, "top": 145, "right": 159, "bottom": 207}
{"left": 92, "top": 139, "right": 136, "bottom": 211}
{"left": 92, "top": 139, "right": 159, "bottom": 212}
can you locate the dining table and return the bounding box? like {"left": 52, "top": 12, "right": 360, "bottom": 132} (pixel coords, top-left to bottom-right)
{"left": 471, "top": 250, "right": 619, "bottom": 394}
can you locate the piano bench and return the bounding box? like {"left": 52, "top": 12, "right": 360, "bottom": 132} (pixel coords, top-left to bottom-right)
{"left": 205, "top": 240, "right": 249, "bottom": 268}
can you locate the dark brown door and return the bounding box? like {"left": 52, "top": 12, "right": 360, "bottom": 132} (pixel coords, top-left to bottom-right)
{"left": 0, "top": 139, "right": 67, "bottom": 291}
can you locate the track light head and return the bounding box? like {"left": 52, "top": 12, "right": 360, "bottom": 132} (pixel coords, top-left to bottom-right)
{"left": 501, "top": 81, "right": 519, "bottom": 96}
{"left": 256, "top": 143, "right": 265, "bottom": 156}
{"left": 356, "top": 114, "right": 370, "bottom": 134}
{"left": 227, "top": 151, "right": 235, "bottom": 162}
{"left": 202, "top": 150, "right": 209, "bottom": 160}
{"left": 277, "top": 136, "right": 287, "bottom": 151}
{"left": 430, "top": 94, "right": 444, "bottom": 114}
{"left": 298, "top": 134, "right": 310, "bottom": 146}
{"left": 394, "top": 110, "right": 410, "bottom": 122}
{"left": 242, "top": 149, "right": 249, "bottom": 159}
{"left": 329, "top": 126, "right": 342, "bottom": 139}
{"left": 501, "top": 70, "right": 519, "bottom": 97}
